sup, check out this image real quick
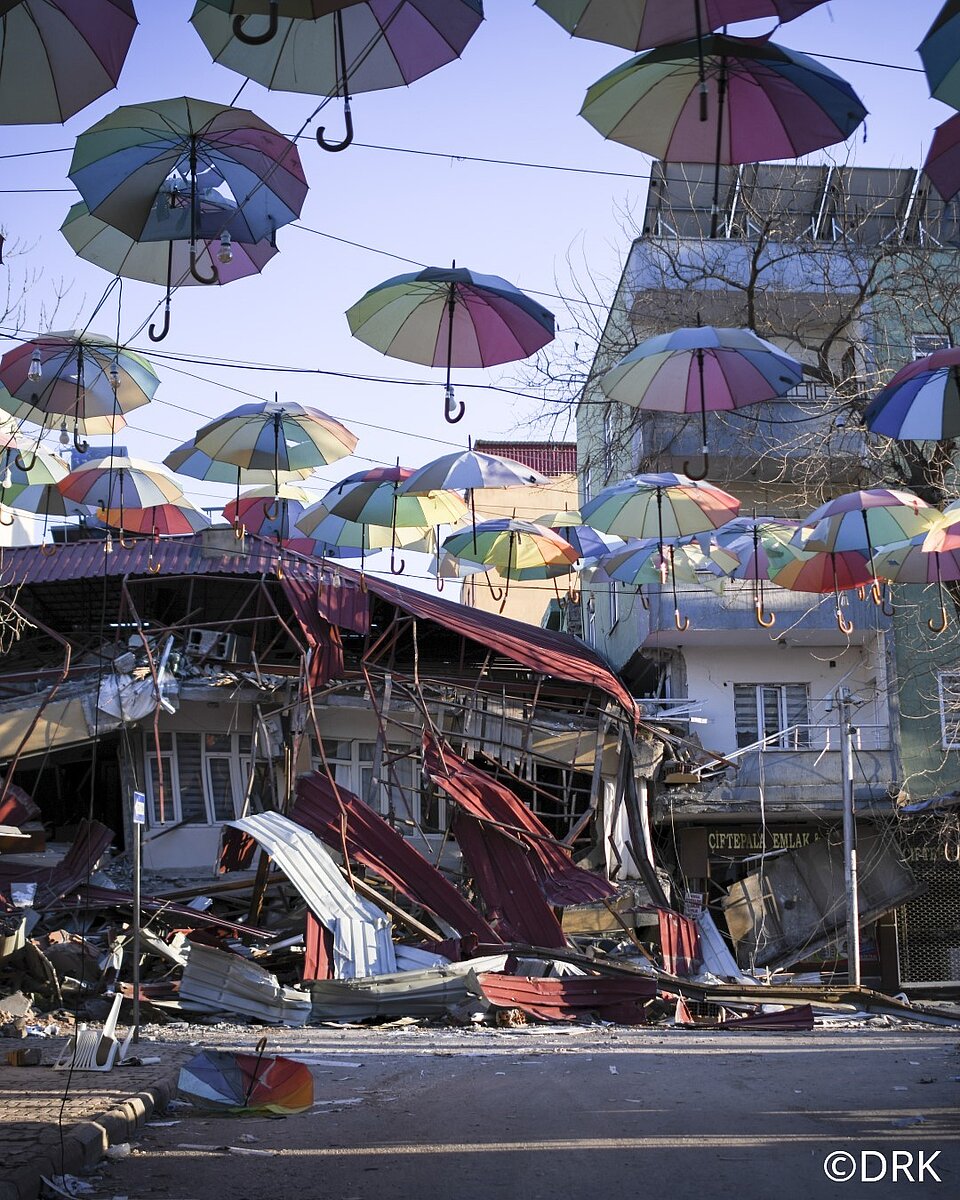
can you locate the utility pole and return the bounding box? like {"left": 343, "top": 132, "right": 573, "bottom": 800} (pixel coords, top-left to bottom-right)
{"left": 837, "top": 686, "right": 861, "bottom": 987}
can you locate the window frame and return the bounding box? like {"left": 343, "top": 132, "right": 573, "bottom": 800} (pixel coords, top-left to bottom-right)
{"left": 733, "top": 683, "right": 810, "bottom": 751}
{"left": 144, "top": 730, "right": 249, "bottom": 826}
{"left": 938, "top": 671, "right": 960, "bottom": 749}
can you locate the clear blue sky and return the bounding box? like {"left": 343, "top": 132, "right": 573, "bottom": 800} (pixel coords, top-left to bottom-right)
{"left": 0, "top": 0, "right": 950, "bottom": 515}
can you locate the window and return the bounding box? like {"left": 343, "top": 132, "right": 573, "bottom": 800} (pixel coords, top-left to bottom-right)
{"left": 603, "top": 407, "right": 616, "bottom": 479}
{"left": 912, "top": 333, "right": 950, "bottom": 360}
{"left": 310, "top": 738, "right": 446, "bottom": 834}
{"left": 734, "top": 684, "right": 809, "bottom": 750}
{"left": 582, "top": 466, "right": 593, "bottom": 504}
{"left": 939, "top": 672, "right": 960, "bottom": 749}
{"left": 607, "top": 581, "right": 619, "bottom": 629}
{"left": 144, "top": 730, "right": 251, "bottom": 825}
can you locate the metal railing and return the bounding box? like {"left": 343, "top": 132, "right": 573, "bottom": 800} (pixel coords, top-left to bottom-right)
{"left": 722, "top": 722, "right": 890, "bottom": 762}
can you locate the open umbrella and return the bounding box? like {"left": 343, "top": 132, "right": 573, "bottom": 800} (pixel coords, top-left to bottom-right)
{"left": 189, "top": 398, "right": 357, "bottom": 504}
{"left": 294, "top": 498, "right": 428, "bottom": 573}
{"left": 69, "top": 96, "right": 307, "bottom": 288}
{"left": 795, "top": 489, "right": 936, "bottom": 605}
{"left": 347, "top": 265, "right": 555, "bottom": 423}
{"left": 875, "top": 529, "right": 960, "bottom": 636}
{"left": 864, "top": 345, "right": 960, "bottom": 440}
{"left": 766, "top": 544, "right": 874, "bottom": 634}
{"left": 921, "top": 114, "right": 960, "bottom": 205}
{"left": 598, "top": 534, "right": 736, "bottom": 629}
{"left": 714, "top": 514, "right": 800, "bottom": 627}
{"left": 535, "top": 1, "right": 828, "bottom": 52}
{"left": 443, "top": 518, "right": 578, "bottom": 611}
{"left": 224, "top": 483, "right": 312, "bottom": 542}
{"left": 0, "top": 331, "right": 158, "bottom": 455}
{"left": 919, "top": 1, "right": 960, "bottom": 111}
{"left": 580, "top": 472, "right": 741, "bottom": 550}
{"left": 191, "top": 0, "right": 484, "bottom": 149}
{"left": 178, "top": 1044, "right": 313, "bottom": 1114}
{"left": 535, "top": 510, "right": 625, "bottom": 561}
{"left": 61, "top": 201, "right": 279, "bottom": 343}
{"left": 0, "top": 0, "right": 136, "bottom": 125}
{"left": 601, "top": 325, "right": 803, "bottom": 478}
{"left": 198, "top": 3, "right": 363, "bottom": 46}
{"left": 58, "top": 454, "right": 184, "bottom": 517}
{"left": 580, "top": 34, "right": 866, "bottom": 237}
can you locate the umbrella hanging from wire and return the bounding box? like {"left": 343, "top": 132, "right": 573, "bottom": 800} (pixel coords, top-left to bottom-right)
{"left": 919, "top": 1, "right": 960, "bottom": 111}
{"left": 61, "top": 201, "right": 279, "bottom": 343}
{"left": 0, "top": 331, "right": 158, "bottom": 456}
{"left": 794, "top": 488, "right": 936, "bottom": 607}
{"left": 864, "top": 345, "right": 960, "bottom": 440}
{"left": 189, "top": 398, "right": 357, "bottom": 509}
{"left": 443, "top": 517, "right": 579, "bottom": 612}
{"left": 57, "top": 454, "right": 187, "bottom": 553}
{"left": 191, "top": 0, "right": 484, "bottom": 149}
{"left": 714, "top": 514, "right": 801, "bottom": 627}
{"left": 69, "top": 96, "right": 307, "bottom": 294}
{"left": 224, "top": 482, "right": 313, "bottom": 543}
{"left": 601, "top": 325, "right": 803, "bottom": 478}
{"left": 874, "top": 527, "right": 960, "bottom": 636}
{"left": 347, "top": 265, "right": 555, "bottom": 423}
{"left": 535, "top": 0, "right": 828, "bottom": 51}
{"left": 580, "top": 34, "right": 866, "bottom": 237}
{"left": 581, "top": 472, "right": 740, "bottom": 546}
{"left": 197, "top": 2, "right": 364, "bottom": 47}
{"left": 0, "top": 0, "right": 137, "bottom": 125}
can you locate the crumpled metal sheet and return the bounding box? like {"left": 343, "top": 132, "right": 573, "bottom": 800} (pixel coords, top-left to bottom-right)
{"left": 179, "top": 942, "right": 311, "bottom": 1026}
{"left": 229, "top": 811, "right": 396, "bottom": 979}
{"left": 469, "top": 971, "right": 656, "bottom": 1024}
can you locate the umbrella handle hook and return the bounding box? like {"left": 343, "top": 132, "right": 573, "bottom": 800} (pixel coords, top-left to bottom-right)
{"left": 444, "top": 384, "right": 465, "bottom": 424}
{"left": 486, "top": 575, "right": 503, "bottom": 602}
{"left": 681, "top": 450, "right": 709, "bottom": 481}
{"left": 232, "top": 2, "right": 278, "bottom": 45}
{"left": 263, "top": 497, "right": 280, "bottom": 520}
{"left": 73, "top": 430, "right": 89, "bottom": 455}
{"left": 0, "top": 506, "right": 13, "bottom": 527}
{"left": 390, "top": 546, "right": 405, "bottom": 575}
{"left": 189, "top": 246, "right": 218, "bottom": 285}
{"left": 40, "top": 541, "right": 57, "bottom": 557}
{"left": 755, "top": 597, "right": 776, "bottom": 628}
{"left": 148, "top": 298, "right": 171, "bottom": 343}
{"left": 870, "top": 579, "right": 884, "bottom": 606}
{"left": 12, "top": 449, "right": 36, "bottom": 472}
{"left": 674, "top": 607, "right": 690, "bottom": 632}
{"left": 118, "top": 533, "right": 135, "bottom": 549}
{"left": 879, "top": 584, "right": 895, "bottom": 617}
{"left": 317, "top": 98, "right": 354, "bottom": 153}
{"left": 929, "top": 604, "right": 949, "bottom": 634}
{"left": 435, "top": 572, "right": 444, "bottom": 592}
{"left": 233, "top": 521, "right": 245, "bottom": 541}
{"left": 147, "top": 555, "right": 162, "bottom": 575}
{"left": 836, "top": 606, "right": 854, "bottom": 635}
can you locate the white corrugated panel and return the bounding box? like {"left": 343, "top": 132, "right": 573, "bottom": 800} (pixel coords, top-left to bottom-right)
{"left": 229, "top": 811, "right": 396, "bottom": 979}
{"left": 179, "top": 942, "right": 311, "bottom": 1025}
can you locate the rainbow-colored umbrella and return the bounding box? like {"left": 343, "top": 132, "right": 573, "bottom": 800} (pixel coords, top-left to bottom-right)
{"left": 224, "top": 483, "right": 312, "bottom": 542}
{"left": 601, "top": 326, "right": 803, "bottom": 478}
{"left": 598, "top": 534, "right": 736, "bottom": 629}
{"left": 919, "top": 1, "right": 960, "bottom": 110}
{"left": 714, "top": 515, "right": 801, "bottom": 627}
{"left": 767, "top": 544, "right": 874, "bottom": 634}
{"left": 875, "top": 528, "right": 960, "bottom": 635}
{"left": 0, "top": 0, "right": 137, "bottom": 125}
{"left": 191, "top": 0, "right": 484, "bottom": 149}
{"left": 347, "top": 266, "right": 555, "bottom": 423}
{"left": 535, "top": 1, "right": 828, "bottom": 51}
{"left": 864, "top": 345, "right": 960, "bottom": 440}
{"left": 178, "top": 1044, "right": 313, "bottom": 1114}
{"left": 443, "top": 517, "right": 578, "bottom": 610}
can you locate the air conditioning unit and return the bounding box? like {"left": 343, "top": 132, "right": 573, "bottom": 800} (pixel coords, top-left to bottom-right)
{"left": 185, "top": 629, "right": 237, "bottom": 662}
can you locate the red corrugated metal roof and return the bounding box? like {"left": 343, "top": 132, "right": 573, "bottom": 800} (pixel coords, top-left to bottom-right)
{"left": 3, "top": 534, "right": 637, "bottom": 723}
{"left": 473, "top": 973, "right": 656, "bottom": 1023}
{"left": 473, "top": 441, "right": 577, "bottom": 476}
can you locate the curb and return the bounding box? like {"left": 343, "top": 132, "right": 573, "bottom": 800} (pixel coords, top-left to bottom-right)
{"left": 0, "top": 1069, "right": 180, "bottom": 1200}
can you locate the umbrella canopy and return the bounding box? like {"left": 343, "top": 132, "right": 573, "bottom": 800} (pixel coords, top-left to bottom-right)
{"left": 400, "top": 445, "right": 550, "bottom": 495}
{"left": 580, "top": 473, "right": 741, "bottom": 546}
{"left": 189, "top": 399, "right": 357, "bottom": 495}
{"left": 322, "top": 469, "right": 468, "bottom": 528}
{"left": 714, "top": 515, "right": 802, "bottom": 627}
{"left": 535, "top": 1, "right": 828, "bottom": 52}
{"left": 544, "top": 519, "right": 625, "bottom": 561}
{"left": 0, "top": 0, "right": 136, "bottom": 125}
{"left": 767, "top": 544, "right": 874, "bottom": 633}
{"left": 922, "top": 113, "right": 960, "bottom": 203}
{"left": 294, "top": 498, "right": 428, "bottom": 551}
{"left": 922, "top": 499, "right": 960, "bottom": 554}
{"left": 919, "top": 0, "right": 960, "bottom": 110}
{"left": 58, "top": 455, "right": 185, "bottom": 514}
{"left": 581, "top": 35, "right": 866, "bottom": 164}
{"left": 596, "top": 535, "right": 735, "bottom": 630}
{"left": 224, "top": 483, "right": 312, "bottom": 540}
{"left": 68, "top": 96, "right": 308, "bottom": 261}
{"left": 0, "top": 331, "right": 158, "bottom": 448}
{"left": 178, "top": 1046, "right": 313, "bottom": 1114}
{"left": 864, "top": 345, "right": 960, "bottom": 440}
{"left": 797, "top": 489, "right": 935, "bottom": 558}
{"left": 443, "top": 517, "right": 578, "bottom": 608}
{"left": 601, "top": 325, "right": 803, "bottom": 478}
{"left": 0, "top": 443, "right": 67, "bottom": 501}
{"left": 876, "top": 528, "right": 960, "bottom": 634}
{"left": 347, "top": 266, "right": 555, "bottom": 423}
{"left": 163, "top": 439, "right": 312, "bottom": 488}
{"left": 100, "top": 498, "right": 212, "bottom": 536}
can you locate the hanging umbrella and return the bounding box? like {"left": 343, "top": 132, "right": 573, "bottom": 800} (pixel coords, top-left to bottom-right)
{"left": 197, "top": 3, "right": 364, "bottom": 47}
{"left": 322, "top": 464, "right": 467, "bottom": 574}
{"left": 864, "top": 345, "right": 960, "bottom": 440}
{"left": 191, "top": 0, "right": 484, "bottom": 149}
{"left": 580, "top": 34, "right": 866, "bottom": 237}
{"left": 178, "top": 1044, "right": 313, "bottom": 1114}
{"left": 61, "top": 201, "right": 279, "bottom": 343}
{"left": 294, "top": 498, "right": 428, "bottom": 575}
{"left": 580, "top": 474, "right": 741, "bottom": 562}
{"left": 535, "top": 1, "right": 828, "bottom": 51}
{"left": 224, "top": 483, "right": 312, "bottom": 542}
{"left": 714, "top": 514, "right": 801, "bottom": 626}
{"left": 795, "top": 489, "right": 936, "bottom": 605}
{"left": 766, "top": 543, "right": 874, "bottom": 634}
{"left": 0, "top": 442, "right": 66, "bottom": 503}
{"left": 601, "top": 325, "right": 803, "bottom": 478}
{"left": 922, "top": 114, "right": 960, "bottom": 204}
{"left": 189, "top": 398, "right": 357, "bottom": 505}
{"left": 69, "top": 96, "right": 308, "bottom": 288}
{"left": 598, "top": 534, "right": 737, "bottom": 629}
{"left": 443, "top": 518, "right": 579, "bottom": 611}
{"left": 874, "top": 529, "right": 960, "bottom": 636}
{"left": 0, "top": 331, "right": 158, "bottom": 454}
{"left": 919, "top": 1, "right": 960, "bottom": 111}
{"left": 100, "top": 498, "right": 212, "bottom": 536}
{"left": 347, "top": 265, "right": 555, "bottom": 423}
{"left": 0, "top": 0, "right": 136, "bottom": 125}
{"left": 536, "top": 510, "right": 626, "bottom": 561}
{"left": 58, "top": 455, "right": 186, "bottom": 540}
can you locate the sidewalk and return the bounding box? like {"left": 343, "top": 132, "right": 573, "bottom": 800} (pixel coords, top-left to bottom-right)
{"left": 0, "top": 1032, "right": 192, "bottom": 1200}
